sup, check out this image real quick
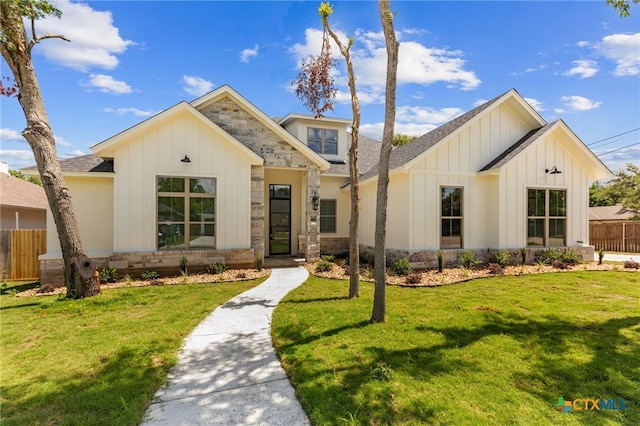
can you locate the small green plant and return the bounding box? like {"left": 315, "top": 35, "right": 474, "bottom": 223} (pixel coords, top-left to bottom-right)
{"left": 538, "top": 248, "right": 582, "bottom": 266}
{"left": 392, "top": 258, "right": 412, "bottom": 276}
{"left": 141, "top": 270, "right": 159, "bottom": 281}
{"left": 123, "top": 274, "right": 132, "bottom": 286}
{"left": 520, "top": 248, "right": 528, "bottom": 265}
{"left": 179, "top": 256, "right": 188, "bottom": 275}
{"left": 99, "top": 266, "right": 118, "bottom": 284}
{"left": 437, "top": 251, "right": 444, "bottom": 273}
{"left": 460, "top": 250, "right": 481, "bottom": 269}
{"left": 255, "top": 254, "right": 263, "bottom": 271}
{"left": 490, "top": 251, "right": 510, "bottom": 267}
{"left": 370, "top": 361, "right": 393, "bottom": 381}
{"left": 363, "top": 267, "right": 374, "bottom": 280}
{"left": 315, "top": 258, "right": 334, "bottom": 272}
{"left": 321, "top": 254, "right": 335, "bottom": 262}
{"left": 208, "top": 262, "right": 228, "bottom": 274}
{"left": 598, "top": 248, "right": 605, "bottom": 265}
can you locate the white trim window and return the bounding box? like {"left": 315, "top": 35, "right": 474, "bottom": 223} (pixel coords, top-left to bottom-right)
{"left": 157, "top": 177, "right": 216, "bottom": 250}
{"left": 527, "top": 188, "right": 566, "bottom": 247}
{"left": 319, "top": 199, "right": 337, "bottom": 233}
{"left": 308, "top": 128, "right": 338, "bottom": 155}
{"left": 441, "top": 186, "right": 463, "bottom": 249}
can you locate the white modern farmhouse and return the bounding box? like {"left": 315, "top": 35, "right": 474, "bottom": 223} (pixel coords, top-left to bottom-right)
{"left": 28, "top": 85, "right": 611, "bottom": 284}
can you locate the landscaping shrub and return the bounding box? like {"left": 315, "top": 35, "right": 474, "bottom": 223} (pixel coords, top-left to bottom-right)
{"left": 404, "top": 273, "right": 422, "bottom": 285}
{"left": 437, "top": 251, "right": 443, "bottom": 273}
{"left": 460, "top": 250, "right": 481, "bottom": 269}
{"left": 488, "top": 263, "right": 505, "bottom": 275}
{"left": 520, "top": 247, "right": 528, "bottom": 265}
{"left": 207, "top": 262, "right": 228, "bottom": 274}
{"left": 624, "top": 259, "right": 640, "bottom": 270}
{"left": 490, "top": 251, "right": 510, "bottom": 267}
{"left": 321, "top": 254, "right": 335, "bottom": 262}
{"left": 392, "top": 258, "right": 412, "bottom": 276}
{"left": 179, "top": 256, "right": 188, "bottom": 274}
{"left": 141, "top": 270, "right": 159, "bottom": 281}
{"left": 598, "top": 248, "right": 605, "bottom": 265}
{"left": 255, "top": 254, "right": 263, "bottom": 271}
{"left": 538, "top": 249, "right": 582, "bottom": 266}
{"left": 560, "top": 249, "right": 582, "bottom": 265}
{"left": 315, "top": 259, "right": 334, "bottom": 272}
{"left": 99, "top": 266, "right": 118, "bottom": 284}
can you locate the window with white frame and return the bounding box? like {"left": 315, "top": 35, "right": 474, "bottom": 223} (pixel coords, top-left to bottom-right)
{"left": 441, "top": 187, "right": 463, "bottom": 249}
{"left": 308, "top": 128, "right": 338, "bottom": 155}
{"left": 320, "top": 199, "right": 337, "bottom": 233}
{"left": 157, "top": 177, "right": 216, "bottom": 250}
{"left": 527, "top": 188, "right": 566, "bottom": 247}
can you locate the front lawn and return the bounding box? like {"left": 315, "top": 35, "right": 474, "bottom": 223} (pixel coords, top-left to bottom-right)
{"left": 272, "top": 271, "right": 639, "bottom": 425}
{"left": 0, "top": 278, "right": 264, "bottom": 426}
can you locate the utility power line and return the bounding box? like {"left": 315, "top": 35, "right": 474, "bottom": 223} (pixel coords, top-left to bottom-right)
{"left": 596, "top": 141, "right": 640, "bottom": 157}
{"left": 587, "top": 128, "right": 640, "bottom": 147}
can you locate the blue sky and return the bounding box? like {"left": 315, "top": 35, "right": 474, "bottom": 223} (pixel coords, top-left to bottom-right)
{"left": 1, "top": 0, "right": 638, "bottom": 175}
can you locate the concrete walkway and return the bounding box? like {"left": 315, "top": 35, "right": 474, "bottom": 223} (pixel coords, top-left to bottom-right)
{"left": 142, "top": 267, "right": 311, "bottom": 426}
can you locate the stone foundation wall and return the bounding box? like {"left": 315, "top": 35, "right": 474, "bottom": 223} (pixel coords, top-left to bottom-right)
{"left": 359, "top": 245, "right": 595, "bottom": 269}
{"left": 40, "top": 248, "right": 255, "bottom": 287}
{"left": 298, "top": 236, "right": 350, "bottom": 258}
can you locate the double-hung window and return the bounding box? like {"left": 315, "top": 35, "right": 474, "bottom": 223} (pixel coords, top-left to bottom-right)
{"left": 319, "top": 199, "right": 337, "bottom": 233}
{"left": 527, "top": 188, "right": 566, "bottom": 246}
{"left": 308, "top": 128, "right": 338, "bottom": 155}
{"left": 157, "top": 177, "right": 216, "bottom": 250}
{"left": 441, "top": 187, "right": 463, "bottom": 249}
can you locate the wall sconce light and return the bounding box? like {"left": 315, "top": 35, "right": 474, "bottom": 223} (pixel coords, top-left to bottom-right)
{"left": 545, "top": 166, "right": 561, "bottom": 174}
{"left": 181, "top": 155, "right": 191, "bottom": 163}
{"left": 312, "top": 192, "right": 320, "bottom": 211}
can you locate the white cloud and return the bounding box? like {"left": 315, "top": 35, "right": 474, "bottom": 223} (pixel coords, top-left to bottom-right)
{"left": 86, "top": 74, "right": 132, "bottom": 94}
{"left": 0, "top": 149, "right": 35, "bottom": 168}
{"left": 596, "top": 32, "right": 640, "bottom": 76}
{"left": 560, "top": 95, "right": 602, "bottom": 112}
{"left": 34, "top": 0, "right": 134, "bottom": 71}
{"left": 577, "top": 40, "right": 590, "bottom": 48}
{"left": 396, "top": 105, "right": 463, "bottom": 124}
{"left": 182, "top": 75, "right": 214, "bottom": 97}
{"left": 55, "top": 136, "right": 72, "bottom": 147}
{"left": 524, "top": 97, "right": 544, "bottom": 112}
{"left": 240, "top": 44, "right": 259, "bottom": 63}
{"left": 0, "top": 128, "right": 26, "bottom": 142}
{"left": 103, "top": 107, "right": 156, "bottom": 117}
{"left": 596, "top": 145, "right": 640, "bottom": 173}
{"left": 290, "top": 27, "right": 481, "bottom": 105}
{"left": 360, "top": 121, "right": 437, "bottom": 141}
{"left": 524, "top": 64, "right": 547, "bottom": 73}
{"left": 473, "top": 99, "right": 488, "bottom": 107}
{"left": 563, "top": 59, "right": 599, "bottom": 78}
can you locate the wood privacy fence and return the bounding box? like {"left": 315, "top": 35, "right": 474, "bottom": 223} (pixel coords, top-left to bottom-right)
{"left": 0, "top": 229, "right": 46, "bottom": 280}
{"left": 589, "top": 222, "right": 640, "bottom": 253}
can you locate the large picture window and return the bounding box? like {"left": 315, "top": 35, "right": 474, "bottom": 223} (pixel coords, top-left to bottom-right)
{"left": 441, "top": 187, "right": 463, "bottom": 249}
{"left": 527, "top": 188, "right": 566, "bottom": 247}
{"left": 157, "top": 177, "right": 216, "bottom": 250}
{"left": 320, "top": 199, "right": 337, "bottom": 233}
{"left": 308, "top": 128, "right": 338, "bottom": 155}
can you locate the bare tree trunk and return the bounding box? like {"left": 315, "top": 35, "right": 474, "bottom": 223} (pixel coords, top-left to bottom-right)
{"left": 323, "top": 24, "right": 361, "bottom": 299}
{"left": 1, "top": 2, "right": 99, "bottom": 298}
{"left": 371, "top": 0, "right": 399, "bottom": 323}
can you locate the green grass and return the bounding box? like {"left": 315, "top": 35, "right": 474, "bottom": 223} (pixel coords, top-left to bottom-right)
{"left": 272, "top": 271, "right": 640, "bottom": 425}
{"left": 0, "top": 278, "right": 264, "bottom": 425}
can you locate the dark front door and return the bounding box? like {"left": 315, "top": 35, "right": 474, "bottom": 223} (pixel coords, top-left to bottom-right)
{"left": 269, "top": 184, "right": 291, "bottom": 255}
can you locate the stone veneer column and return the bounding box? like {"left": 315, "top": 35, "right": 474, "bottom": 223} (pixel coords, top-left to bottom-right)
{"left": 251, "top": 165, "right": 265, "bottom": 261}
{"left": 305, "top": 165, "right": 320, "bottom": 261}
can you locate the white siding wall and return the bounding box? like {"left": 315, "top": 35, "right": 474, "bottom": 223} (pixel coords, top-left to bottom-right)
{"left": 45, "top": 176, "right": 114, "bottom": 256}
{"left": 319, "top": 176, "right": 351, "bottom": 237}
{"left": 281, "top": 118, "right": 348, "bottom": 162}
{"left": 112, "top": 110, "right": 253, "bottom": 252}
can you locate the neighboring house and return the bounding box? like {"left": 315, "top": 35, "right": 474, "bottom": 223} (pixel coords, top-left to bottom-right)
{"left": 589, "top": 204, "right": 636, "bottom": 224}
{"left": 0, "top": 163, "right": 47, "bottom": 230}
{"left": 25, "top": 86, "right": 611, "bottom": 284}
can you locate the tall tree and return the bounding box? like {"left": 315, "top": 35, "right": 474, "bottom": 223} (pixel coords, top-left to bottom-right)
{"left": 294, "top": 2, "right": 362, "bottom": 298}
{"left": 1, "top": 0, "right": 99, "bottom": 298}
{"left": 371, "top": 0, "right": 399, "bottom": 323}
{"left": 607, "top": 0, "right": 639, "bottom": 16}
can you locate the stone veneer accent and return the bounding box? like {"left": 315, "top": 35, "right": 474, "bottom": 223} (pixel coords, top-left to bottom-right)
{"left": 359, "top": 245, "right": 596, "bottom": 269}
{"left": 299, "top": 236, "right": 350, "bottom": 257}
{"left": 199, "top": 96, "right": 321, "bottom": 262}
{"left": 40, "top": 249, "right": 255, "bottom": 287}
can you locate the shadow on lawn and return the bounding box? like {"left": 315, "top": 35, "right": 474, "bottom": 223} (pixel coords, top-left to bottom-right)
{"left": 1, "top": 347, "right": 167, "bottom": 426}
{"left": 279, "top": 311, "right": 639, "bottom": 425}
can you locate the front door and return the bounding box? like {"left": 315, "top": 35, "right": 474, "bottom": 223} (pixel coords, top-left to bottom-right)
{"left": 269, "top": 184, "right": 291, "bottom": 255}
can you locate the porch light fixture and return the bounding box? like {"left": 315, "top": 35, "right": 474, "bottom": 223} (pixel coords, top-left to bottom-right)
{"left": 545, "top": 166, "right": 561, "bottom": 174}
{"left": 312, "top": 192, "right": 320, "bottom": 211}
{"left": 181, "top": 155, "right": 191, "bottom": 163}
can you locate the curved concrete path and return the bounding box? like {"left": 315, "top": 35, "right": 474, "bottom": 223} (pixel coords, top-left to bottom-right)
{"left": 142, "top": 267, "right": 311, "bottom": 426}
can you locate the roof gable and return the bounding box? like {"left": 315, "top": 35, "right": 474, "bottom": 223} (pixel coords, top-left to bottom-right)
{"left": 191, "top": 85, "right": 330, "bottom": 171}
{"left": 0, "top": 173, "right": 47, "bottom": 210}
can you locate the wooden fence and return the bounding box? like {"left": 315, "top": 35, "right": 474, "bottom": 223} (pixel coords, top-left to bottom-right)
{"left": 0, "top": 229, "right": 46, "bottom": 281}
{"left": 589, "top": 222, "right": 640, "bottom": 253}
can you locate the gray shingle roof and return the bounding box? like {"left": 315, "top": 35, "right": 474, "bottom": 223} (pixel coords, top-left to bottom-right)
{"left": 0, "top": 172, "right": 47, "bottom": 210}
{"left": 326, "top": 134, "right": 382, "bottom": 176}
{"left": 358, "top": 89, "right": 511, "bottom": 182}
{"left": 56, "top": 155, "right": 114, "bottom": 172}
{"left": 479, "top": 122, "right": 555, "bottom": 172}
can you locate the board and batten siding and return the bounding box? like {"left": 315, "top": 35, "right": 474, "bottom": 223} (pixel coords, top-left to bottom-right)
{"left": 45, "top": 176, "right": 114, "bottom": 257}
{"left": 112, "top": 109, "right": 254, "bottom": 252}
